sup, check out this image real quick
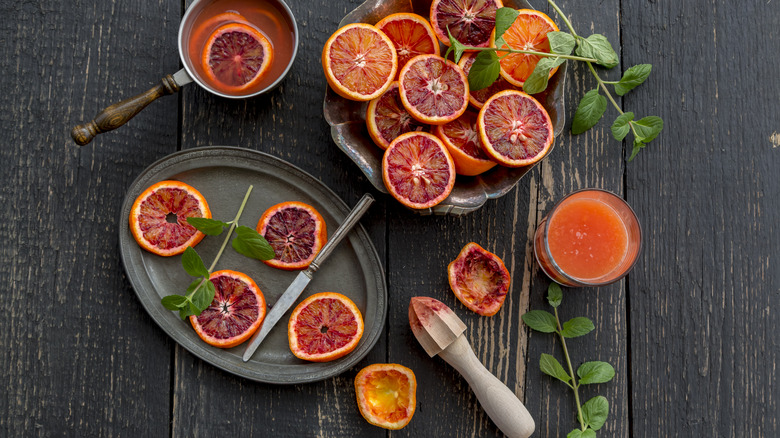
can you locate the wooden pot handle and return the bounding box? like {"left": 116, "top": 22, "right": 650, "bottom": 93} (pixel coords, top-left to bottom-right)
{"left": 71, "top": 74, "right": 180, "bottom": 146}
{"left": 439, "top": 335, "right": 535, "bottom": 438}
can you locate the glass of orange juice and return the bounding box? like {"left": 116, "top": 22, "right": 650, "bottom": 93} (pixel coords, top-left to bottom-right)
{"left": 534, "top": 189, "right": 642, "bottom": 287}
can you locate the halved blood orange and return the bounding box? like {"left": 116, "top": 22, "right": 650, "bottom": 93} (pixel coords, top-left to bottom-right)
{"left": 375, "top": 13, "right": 440, "bottom": 73}
{"left": 495, "top": 9, "right": 559, "bottom": 87}
{"left": 430, "top": 0, "right": 502, "bottom": 48}
{"left": 355, "top": 363, "right": 417, "bottom": 430}
{"left": 288, "top": 292, "right": 364, "bottom": 362}
{"left": 447, "top": 242, "right": 510, "bottom": 316}
{"left": 434, "top": 110, "right": 497, "bottom": 176}
{"left": 398, "top": 54, "right": 469, "bottom": 125}
{"left": 457, "top": 52, "right": 518, "bottom": 109}
{"left": 189, "top": 270, "right": 266, "bottom": 348}
{"left": 129, "top": 180, "right": 211, "bottom": 257}
{"left": 202, "top": 22, "right": 274, "bottom": 92}
{"left": 257, "top": 201, "right": 327, "bottom": 270}
{"left": 382, "top": 132, "right": 456, "bottom": 209}
{"left": 322, "top": 23, "right": 398, "bottom": 101}
{"left": 366, "top": 82, "right": 428, "bottom": 150}
{"left": 477, "top": 89, "right": 553, "bottom": 167}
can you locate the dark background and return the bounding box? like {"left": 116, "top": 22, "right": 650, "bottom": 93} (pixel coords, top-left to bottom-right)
{"left": 1, "top": 0, "right": 778, "bottom": 436}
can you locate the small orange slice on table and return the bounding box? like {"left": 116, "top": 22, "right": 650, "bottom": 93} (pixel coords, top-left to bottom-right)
{"left": 382, "top": 131, "right": 456, "bottom": 209}
{"left": 448, "top": 242, "right": 510, "bottom": 316}
{"left": 129, "top": 180, "right": 211, "bottom": 257}
{"left": 322, "top": 23, "right": 398, "bottom": 101}
{"left": 457, "top": 52, "right": 518, "bottom": 109}
{"left": 366, "top": 82, "right": 428, "bottom": 150}
{"left": 288, "top": 292, "right": 364, "bottom": 362}
{"left": 190, "top": 270, "right": 266, "bottom": 348}
{"left": 434, "top": 110, "right": 497, "bottom": 176}
{"left": 430, "top": 0, "right": 502, "bottom": 48}
{"left": 355, "top": 363, "right": 417, "bottom": 430}
{"left": 256, "top": 201, "right": 327, "bottom": 270}
{"left": 495, "top": 9, "right": 559, "bottom": 87}
{"left": 375, "top": 13, "right": 440, "bottom": 73}
{"left": 202, "top": 22, "right": 274, "bottom": 92}
{"left": 399, "top": 54, "right": 469, "bottom": 125}
{"left": 477, "top": 89, "right": 553, "bottom": 167}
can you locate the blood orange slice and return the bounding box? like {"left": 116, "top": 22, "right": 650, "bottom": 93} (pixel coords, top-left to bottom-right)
{"left": 434, "top": 110, "right": 497, "bottom": 176}
{"left": 457, "top": 52, "right": 518, "bottom": 109}
{"left": 375, "top": 13, "right": 440, "bottom": 72}
{"left": 447, "top": 242, "right": 510, "bottom": 316}
{"left": 477, "top": 89, "right": 553, "bottom": 167}
{"left": 322, "top": 23, "right": 398, "bottom": 101}
{"left": 495, "top": 9, "right": 559, "bottom": 87}
{"left": 129, "top": 180, "right": 211, "bottom": 257}
{"left": 430, "top": 0, "right": 502, "bottom": 48}
{"left": 189, "top": 270, "right": 266, "bottom": 348}
{"left": 355, "top": 363, "right": 417, "bottom": 430}
{"left": 398, "top": 54, "right": 469, "bottom": 125}
{"left": 366, "top": 82, "right": 428, "bottom": 150}
{"left": 382, "top": 132, "right": 456, "bottom": 209}
{"left": 256, "top": 201, "right": 327, "bottom": 270}
{"left": 288, "top": 292, "right": 364, "bottom": 362}
{"left": 202, "top": 22, "right": 274, "bottom": 92}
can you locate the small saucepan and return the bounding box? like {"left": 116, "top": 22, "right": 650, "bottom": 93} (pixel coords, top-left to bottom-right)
{"left": 72, "top": 0, "right": 298, "bottom": 146}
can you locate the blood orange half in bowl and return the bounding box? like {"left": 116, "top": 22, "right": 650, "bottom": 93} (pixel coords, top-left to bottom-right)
{"left": 323, "top": 0, "right": 566, "bottom": 215}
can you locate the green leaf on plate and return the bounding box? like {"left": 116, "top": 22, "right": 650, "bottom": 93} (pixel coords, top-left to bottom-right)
{"left": 232, "top": 226, "right": 275, "bottom": 261}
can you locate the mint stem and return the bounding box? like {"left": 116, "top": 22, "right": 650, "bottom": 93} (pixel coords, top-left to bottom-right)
{"left": 456, "top": 44, "right": 598, "bottom": 63}
{"left": 555, "top": 307, "right": 587, "bottom": 431}
{"left": 547, "top": 0, "right": 577, "bottom": 36}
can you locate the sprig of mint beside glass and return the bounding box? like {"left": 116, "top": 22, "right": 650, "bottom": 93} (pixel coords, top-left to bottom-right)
{"left": 444, "top": 0, "right": 663, "bottom": 161}
{"left": 522, "top": 283, "right": 616, "bottom": 437}
{"left": 160, "top": 185, "right": 275, "bottom": 320}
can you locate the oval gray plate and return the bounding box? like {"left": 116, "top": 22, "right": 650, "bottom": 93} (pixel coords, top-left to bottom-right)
{"left": 119, "top": 146, "right": 387, "bottom": 384}
{"left": 324, "top": 0, "right": 566, "bottom": 216}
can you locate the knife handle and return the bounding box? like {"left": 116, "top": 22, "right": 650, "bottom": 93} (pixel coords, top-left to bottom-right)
{"left": 439, "top": 335, "right": 535, "bottom": 438}
{"left": 309, "top": 193, "right": 374, "bottom": 272}
{"left": 71, "top": 74, "right": 180, "bottom": 146}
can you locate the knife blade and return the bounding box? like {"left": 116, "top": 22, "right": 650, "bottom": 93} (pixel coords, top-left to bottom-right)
{"left": 242, "top": 193, "right": 375, "bottom": 362}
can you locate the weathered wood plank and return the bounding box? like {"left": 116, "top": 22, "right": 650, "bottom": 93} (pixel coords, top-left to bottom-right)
{"left": 522, "top": 0, "right": 630, "bottom": 436}
{"left": 623, "top": 0, "right": 780, "bottom": 436}
{"left": 173, "top": 1, "right": 387, "bottom": 436}
{"left": 0, "top": 0, "right": 180, "bottom": 435}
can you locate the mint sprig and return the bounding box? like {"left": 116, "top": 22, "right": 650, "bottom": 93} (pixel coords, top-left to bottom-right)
{"left": 160, "top": 185, "right": 274, "bottom": 320}
{"left": 522, "top": 283, "right": 616, "bottom": 437}
{"left": 443, "top": 1, "right": 663, "bottom": 161}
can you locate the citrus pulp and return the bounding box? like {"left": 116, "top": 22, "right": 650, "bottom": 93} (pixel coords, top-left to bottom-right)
{"left": 355, "top": 363, "right": 417, "bottom": 430}
{"left": 256, "top": 201, "right": 327, "bottom": 270}
{"left": 447, "top": 242, "right": 510, "bottom": 316}
{"left": 288, "top": 292, "right": 364, "bottom": 362}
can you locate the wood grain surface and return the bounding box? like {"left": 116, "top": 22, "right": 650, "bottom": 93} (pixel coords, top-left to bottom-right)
{"left": 0, "top": 0, "right": 777, "bottom": 436}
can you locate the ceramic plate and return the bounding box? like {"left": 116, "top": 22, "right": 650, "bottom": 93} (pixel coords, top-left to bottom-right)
{"left": 323, "top": 0, "right": 566, "bottom": 215}
{"left": 119, "top": 146, "right": 386, "bottom": 384}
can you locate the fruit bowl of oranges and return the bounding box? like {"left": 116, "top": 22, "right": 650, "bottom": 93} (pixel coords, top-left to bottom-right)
{"left": 323, "top": 0, "right": 566, "bottom": 215}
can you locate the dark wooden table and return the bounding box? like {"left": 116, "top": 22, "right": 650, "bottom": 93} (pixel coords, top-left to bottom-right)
{"left": 3, "top": 0, "right": 778, "bottom": 436}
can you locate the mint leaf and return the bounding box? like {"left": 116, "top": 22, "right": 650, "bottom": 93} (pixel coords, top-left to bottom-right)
{"left": 467, "top": 50, "right": 501, "bottom": 91}
{"left": 494, "top": 7, "right": 520, "bottom": 42}
{"left": 179, "top": 302, "right": 199, "bottom": 320}
{"left": 577, "top": 361, "right": 616, "bottom": 384}
{"left": 615, "top": 64, "right": 652, "bottom": 96}
{"left": 181, "top": 246, "right": 209, "bottom": 278}
{"left": 161, "top": 295, "right": 187, "bottom": 311}
{"left": 547, "top": 282, "right": 563, "bottom": 308}
{"left": 523, "top": 56, "right": 565, "bottom": 94}
{"left": 540, "top": 353, "right": 571, "bottom": 384}
{"left": 631, "top": 116, "right": 663, "bottom": 142}
{"left": 582, "top": 430, "right": 596, "bottom": 438}
{"left": 232, "top": 226, "right": 275, "bottom": 260}
{"left": 191, "top": 278, "right": 215, "bottom": 311}
{"left": 576, "top": 34, "right": 618, "bottom": 68}
{"left": 629, "top": 140, "right": 644, "bottom": 161}
{"left": 561, "top": 317, "right": 595, "bottom": 338}
{"left": 187, "top": 217, "right": 228, "bottom": 235}
{"left": 567, "top": 430, "right": 582, "bottom": 438}
{"left": 186, "top": 278, "right": 202, "bottom": 294}
{"left": 547, "top": 31, "right": 576, "bottom": 55}
{"left": 611, "top": 112, "right": 634, "bottom": 141}
{"left": 582, "top": 396, "right": 609, "bottom": 430}
{"left": 572, "top": 89, "right": 607, "bottom": 135}
{"left": 444, "top": 28, "right": 466, "bottom": 63}
{"left": 522, "top": 310, "right": 558, "bottom": 333}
